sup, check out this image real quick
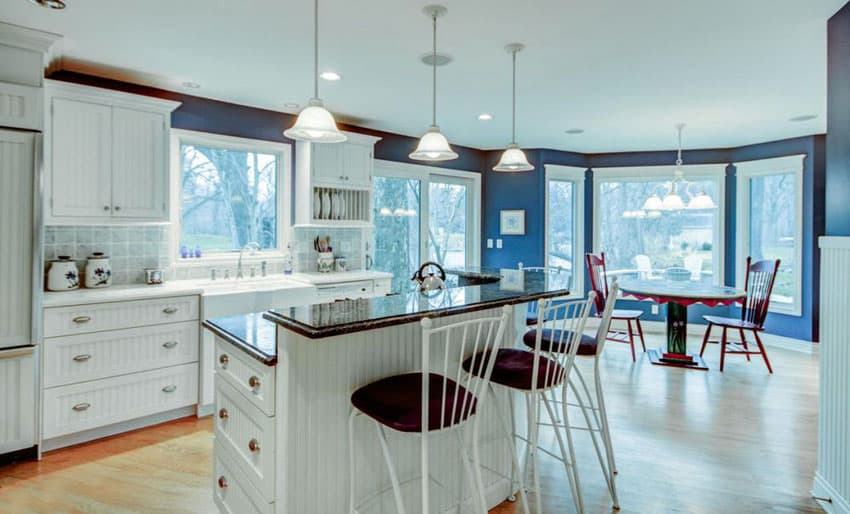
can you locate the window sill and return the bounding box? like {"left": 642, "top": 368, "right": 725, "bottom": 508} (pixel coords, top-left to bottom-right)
{"left": 173, "top": 252, "right": 285, "bottom": 268}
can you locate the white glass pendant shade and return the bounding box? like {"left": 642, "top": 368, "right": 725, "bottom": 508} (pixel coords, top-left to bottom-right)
{"left": 661, "top": 192, "right": 686, "bottom": 211}
{"left": 687, "top": 192, "right": 718, "bottom": 209}
{"left": 493, "top": 143, "right": 534, "bottom": 172}
{"left": 642, "top": 193, "right": 663, "bottom": 211}
{"left": 284, "top": 98, "right": 347, "bottom": 143}
{"left": 409, "top": 125, "right": 459, "bottom": 161}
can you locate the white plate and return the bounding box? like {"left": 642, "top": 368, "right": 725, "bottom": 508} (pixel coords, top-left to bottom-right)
{"left": 338, "top": 194, "right": 346, "bottom": 220}
{"left": 313, "top": 191, "right": 321, "bottom": 219}
{"left": 321, "top": 191, "right": 331, "bottom": 219}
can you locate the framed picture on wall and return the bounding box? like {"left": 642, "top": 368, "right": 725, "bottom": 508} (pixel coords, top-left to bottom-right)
{"left": 500, "top": 209, "right": 526, "bottom": 235}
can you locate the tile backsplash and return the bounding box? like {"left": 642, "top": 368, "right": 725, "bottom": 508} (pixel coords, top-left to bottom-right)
{"left": 292, "top": 227, "right": 364, "bottom": 273}
{"left": 44, "top": 225, "right": 170, "bottom": 285}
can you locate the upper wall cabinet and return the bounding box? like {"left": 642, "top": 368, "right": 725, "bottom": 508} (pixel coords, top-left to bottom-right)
{"left": 294, "top": 131, "right": 381, "bottom": 226}
{"left": 44, "top": 81, "right": 180, "bottom": 224}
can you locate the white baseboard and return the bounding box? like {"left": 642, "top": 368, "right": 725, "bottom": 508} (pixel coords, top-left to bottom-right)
{"left": 196, "top": 402, "right": 214, "bottom": 418}
{"left": 42, "top": 405, "right": 196, "bottom": 452}
{"left": 814, "top": 472, "right": 850, "bottom": 514}
{"left": 580, "top": 318, "right": 816, "bottom": 354}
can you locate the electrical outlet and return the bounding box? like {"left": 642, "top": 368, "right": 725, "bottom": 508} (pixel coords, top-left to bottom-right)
{"left": 486, "top": 239, "right": 494, "bottom": 249}
{"left": 496, "top": 239, "right": 503, "bottom": 249}
{"left": 651, "top": 305, "right": 659, "bottom": 315}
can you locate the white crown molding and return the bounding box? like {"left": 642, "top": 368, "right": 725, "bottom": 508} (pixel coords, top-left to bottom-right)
{"left": 592, "top": 163, "right": 729, "bottom": 179}
{"left": 45, "top": 78, "right": 182, "bottom": 113}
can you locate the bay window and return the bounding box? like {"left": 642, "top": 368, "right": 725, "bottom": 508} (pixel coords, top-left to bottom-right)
{"left": 735, "top": 155, "right": 804, "bottom": 315}
{"left": 593, "top": 165, "right": 726, "bottom": 284}
{"left": 545, "top": 165, "right": 585, "bottom": 292}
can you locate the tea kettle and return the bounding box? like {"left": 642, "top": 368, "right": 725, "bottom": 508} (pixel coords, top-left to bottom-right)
{"left": 412, "top": 261, "right": 447, "bottom": 292}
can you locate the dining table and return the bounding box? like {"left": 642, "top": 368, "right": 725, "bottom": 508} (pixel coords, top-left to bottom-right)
{"left": 617, "top": 279, "right": 745, "bottom": 370}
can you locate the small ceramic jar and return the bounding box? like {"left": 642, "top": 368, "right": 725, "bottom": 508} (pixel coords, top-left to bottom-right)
{"left": 47, "top": 256, "right": 79, "bottom": 291}
{"left": 84, "top": 252, "right": 112, "bottom": 288}
{"left": 317, "top": 252, "right": 335, "bottom": 273}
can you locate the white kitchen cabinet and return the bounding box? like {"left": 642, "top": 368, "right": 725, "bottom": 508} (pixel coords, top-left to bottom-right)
{"left": 45, "top": 80, "right": 180, "bottom": 224}
{"left": 311, "top": 143, "right": 343, "bottom": 186}
{"left": 0, "top": 348, "right": 36, "bottom": 454}
{"left": 0, "top": 81, "right": 42, "bottom": 131}
{"left": 343, "top": 142, "right": 373, "bottom": 188}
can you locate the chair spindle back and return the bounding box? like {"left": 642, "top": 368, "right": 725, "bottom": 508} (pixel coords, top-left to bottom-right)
{"left": 741, "top": 257, "right": 781, "bottom": 328}
{"left": 586, "top": 252, "right": 609, "bottom": 314}
{"left": 529, "top": 293, "right": 596, "bottom": 392}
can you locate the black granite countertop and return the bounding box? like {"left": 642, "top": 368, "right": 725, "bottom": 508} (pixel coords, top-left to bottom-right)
{"left": 263, "top": 268, "right": 571, "bottom": 339}
{"left": 203, "top": 313, "right": 278, "bottom": 365}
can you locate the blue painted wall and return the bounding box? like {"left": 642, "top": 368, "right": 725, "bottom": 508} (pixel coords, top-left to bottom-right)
{"left": 827, "top": 3, "right": 850, "bottom": 236}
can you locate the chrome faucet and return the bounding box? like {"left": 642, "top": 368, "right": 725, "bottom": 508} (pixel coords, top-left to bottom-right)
{"left": 236, "top": 242, "right": 261, "bottom": 279}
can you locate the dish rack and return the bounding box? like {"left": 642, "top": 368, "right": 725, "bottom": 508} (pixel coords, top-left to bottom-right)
{"left": 311, "top": 187, "right": 370, "bottom": 223}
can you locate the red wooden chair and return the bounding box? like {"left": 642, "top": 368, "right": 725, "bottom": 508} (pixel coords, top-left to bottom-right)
{"left": 698, "top": 257, "right": 780, "bottom": 373}
{"left": 585, "top": 252, "right": 646, "bottom": 362}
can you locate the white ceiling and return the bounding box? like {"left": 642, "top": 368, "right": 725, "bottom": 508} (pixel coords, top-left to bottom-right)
{"left": 1, "top": 0, "right": 845, "bottom": 152}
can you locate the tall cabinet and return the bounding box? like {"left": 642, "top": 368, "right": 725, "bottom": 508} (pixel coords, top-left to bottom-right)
{"left": 44, "top": 81, "right": 180, "bottom": 224}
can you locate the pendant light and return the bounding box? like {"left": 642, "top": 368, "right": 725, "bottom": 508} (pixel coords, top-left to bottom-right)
{"left": 410, "top": 5, "right": 458, "bottom": 161}
{"left": 284, "top": 0, "right": 347, "bottom": 143}
{"left": 659, "top": 123, "right": 688, "bottom": 210}
{"left": 493, "top": 43, "right": 533, "bottom": 172}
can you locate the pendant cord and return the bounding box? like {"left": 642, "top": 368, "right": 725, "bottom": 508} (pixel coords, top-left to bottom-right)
{"left": 431, "top": 13, "right": 437, "bottom": 127}
{"left": 676, "top": 124, "right": 683, "bottom": 166}
{"left": 511, "top": 49, "right": 517, "bottom": 144}
{"left": 313, "top": 0, "right": 319, "bottom": 99}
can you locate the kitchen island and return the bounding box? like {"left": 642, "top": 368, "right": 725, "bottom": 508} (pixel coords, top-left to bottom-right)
{"left": 203, "top": 269, "right": 570, "bottom": 514}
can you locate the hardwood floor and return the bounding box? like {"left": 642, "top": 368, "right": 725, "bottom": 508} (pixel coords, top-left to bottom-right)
{"left": 0, "top": 333, "right": 821, "bottom": 513}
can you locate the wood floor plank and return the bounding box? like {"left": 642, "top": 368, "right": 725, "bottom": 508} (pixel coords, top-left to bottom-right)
{"left": 0, "top": 334, "right": 821, "bottom": 513}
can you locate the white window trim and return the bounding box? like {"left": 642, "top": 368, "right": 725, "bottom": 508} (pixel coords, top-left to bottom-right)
{"left": 169, "top": 129, "right": 293, "bottom": 267}
{"left": 544, "top": 164, "right": 586, "bottom": 294}
{"left": 591, "top": 163, "right": 727, "bottom": 285}
{"left": 734, "top": 154, "right": 805, "bottom": 316}
{"left": 373, "top": 159, "right": 482, "bottom": 268}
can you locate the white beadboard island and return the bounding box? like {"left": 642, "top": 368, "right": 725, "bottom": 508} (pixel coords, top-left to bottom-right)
{"left": 203, "top": 269, "right": 571, "bottom": 514}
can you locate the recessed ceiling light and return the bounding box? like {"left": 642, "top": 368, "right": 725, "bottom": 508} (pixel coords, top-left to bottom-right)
{"left": 181, "top": 81, "right": 201, "bottom": 89}
{"left": 283, "top": 102, "right": 300, "bottom": 110}
{"left": 28, "top": 0, "right": 66, "bottom": 9}
{"left": 320, "top": 71, "right": 341, "bottom": 81}
{"left": 565, "top": 128, "right": 585, "bottom": 135}
{"left": 477, "top": 113, "right": 493, "bottom": 121}
{"left": 789, "top": 114, "right": 817, "bottom": 122}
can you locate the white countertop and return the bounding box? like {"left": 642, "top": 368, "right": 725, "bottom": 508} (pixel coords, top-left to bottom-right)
{"left": 42, "top": 271, "right": 394, "bottom": 307}
{"left": 289, "top": 270, "right": 393, "bottom": 285}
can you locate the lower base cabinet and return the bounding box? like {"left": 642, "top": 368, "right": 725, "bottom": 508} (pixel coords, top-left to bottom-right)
{"left": 214, "top": 440, "right": 274, "bottom": 514}
{"left": 0, "top": 347, "right": 36, "bottom": 455}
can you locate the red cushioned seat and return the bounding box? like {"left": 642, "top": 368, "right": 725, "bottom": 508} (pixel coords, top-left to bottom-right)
{"left": 351, "top": 373, "right": 477, "bottom": 433}
{"left": 702, "top": 315, "right": 763, "bottom": 331}
{"left": 612, "top": 309, "right": 643, "bottom": 320}
{"left": 463, "top": 349, "right": 565, "bottom": 391}
{"left": 526, "top": 313, "right": 538, "bottom": 326}
{"left": 523, "top": 328, "right": 598, "bottom": 356}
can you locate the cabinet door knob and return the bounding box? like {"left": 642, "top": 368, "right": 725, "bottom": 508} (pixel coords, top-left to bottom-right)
{"left": 114, "top": 206, "right": 121, "bottom": 211}
{"left": 72, "top": 354, "right": 92, "bottom": 362}
{"left": 162, "top": 307, "right": 178, "bottom": 314}
{"left": 103, "top": 205, "right": 110, "bottom": 211}
{"left": 218, "top": 408, "right": 228, "bottom": 420}
{"left": 219, "top": 354, "right": 229, "bottom": 367}
{"left": 217, "top": 476, "right": 228, "bottom": 489}
{"left": 72, "top": 402, "right": 91, "bottom": 412}
{"left": 72, "top": 316, "right": 91, "bottom": 324}
{"left": 248, "top": 376, "right": 260, "bottom": 390}
{"left": 162, "top": 384, "right": 177, "bottom": 393}
{"left": 162, "top": 341, "right": 178, "bottom": 349}
{"left": 339, "top": 175, "right": 345, "bottom": 180}
{"left": 248, "top": 438, "right": 260, "bottom": 453}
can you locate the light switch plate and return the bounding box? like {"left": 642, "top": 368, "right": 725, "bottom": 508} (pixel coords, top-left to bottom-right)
{"left": 496, "top": 239, "right": 503, "bottom": 249}
{"left": 651, "top": 305, "right": 659, "bottom": 315}
{"left": 487, "top": 239, "right": 494, "bottom": 249}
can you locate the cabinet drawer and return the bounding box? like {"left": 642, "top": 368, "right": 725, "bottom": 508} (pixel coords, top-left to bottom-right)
{"left": 42, "top": 363, "right": 198, "bottom": 439}
{"left": 215, "top": 339, "right": 275, "bottom": 416}
{"left": 44, "top": 295, "right": 199, "bottom": 337}
{"left": 215, "top": 376, "right": 276, "bottom": 501}
{"left": 44, "top": 321, "right": 199, "bottom": 388}
{"left": 214, "top": 440, "right": 274, "bottom": 514}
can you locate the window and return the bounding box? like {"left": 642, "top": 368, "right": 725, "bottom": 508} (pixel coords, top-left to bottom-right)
{"left": 735, "top": 155, "right": 804, "bottom": 315}
{"left": 545, "top": 165, "right": 585, "bottom": 292}
{"left": 172, "top": 130, "right": 291, "bottom": 258}
{"left": 593, "top": 165, "right": 726, "bottom": 284}
{"left": 372, "top": 161, "right": 480, "bottom": 292}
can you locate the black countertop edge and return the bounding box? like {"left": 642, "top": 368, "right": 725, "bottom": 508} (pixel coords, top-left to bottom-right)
{"left": 202, "top": 319, "right": 278, "bottom": 366}
{"left": 262, "top": 289, "right": 568, "bottom": 340}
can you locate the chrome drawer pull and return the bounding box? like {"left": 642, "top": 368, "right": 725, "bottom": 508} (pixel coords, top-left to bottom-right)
{"left": 219, "top": 354, "right": 229, "bottom": 367}
{"left": 248, "top": 438, "right": 260, "bottom": 453}
{"left": 162, "top": 385, "right": 177, "bottom": 393}
{"left": 218, "top": 408, "right": 228, "bottom": 420}
{"left": 72, "top": 316, "right": 91, "bottom": 324}
{"left": 72, "top": 402, "right": 91, "bottom": 412}
{"left": 248, "top": 376, "right": 260, "bottom": 390}
{"left": 217, "top": 476, "right": 228, "bottom": 489}
{"left": 72, "top": 354, "right": 92, "bottom": 362}
{"left": 162, "top": 341, "right": 178, "bottom": 349}
{"left": 162, "top": 307, "right": 178, "bottom": 314}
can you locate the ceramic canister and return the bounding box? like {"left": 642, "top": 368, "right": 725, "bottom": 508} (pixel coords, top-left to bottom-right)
{"left": 84, "top": 252, "right": 112, "bottom": 288}
{"left": 47, "top": 256, "right": 79, "bottom": 291}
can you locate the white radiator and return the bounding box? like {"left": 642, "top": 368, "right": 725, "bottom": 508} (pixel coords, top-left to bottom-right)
{"left": 814, "top": 237, "right": 850, "bottom": 513}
